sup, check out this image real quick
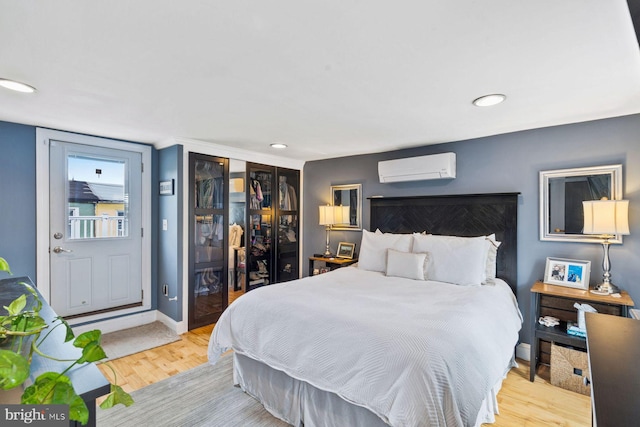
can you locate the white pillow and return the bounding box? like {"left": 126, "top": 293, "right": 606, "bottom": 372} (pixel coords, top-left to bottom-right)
{"left": 386, "top": 249, "right": 429, "bottom": 280}
{"left": 358, "top": 229, "right": 413, "bottom": 272}
{"left": 485, "top": 234, "right": 501, "bottom": 282}
{"left": 411, "top": 234, "right": 490, "bottom": 286}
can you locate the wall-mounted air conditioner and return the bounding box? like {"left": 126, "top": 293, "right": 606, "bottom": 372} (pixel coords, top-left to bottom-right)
{"left": 378, "top": 152, "right": 456, "bottom": 183}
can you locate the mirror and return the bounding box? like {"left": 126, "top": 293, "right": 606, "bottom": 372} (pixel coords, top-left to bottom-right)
{"left": 330, "top": 184, "right": 362, "bottom": 231}
{"left": 229, "top": 159, "right": 246, "bottom": 298}
{"left": 539, "top": 164, "right": 623, "bottom": 243}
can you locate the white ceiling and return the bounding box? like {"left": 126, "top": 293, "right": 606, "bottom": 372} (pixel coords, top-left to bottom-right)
{"left": 1, "top": 1, "right": 640, "bottom": 162}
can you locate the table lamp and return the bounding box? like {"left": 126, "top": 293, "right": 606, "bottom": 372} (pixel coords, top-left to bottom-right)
{"left": 319, "top": 205, "right": 349, "bottom": 257}
{"left": 582, "top": 198, "right": 630, "bottom": 294}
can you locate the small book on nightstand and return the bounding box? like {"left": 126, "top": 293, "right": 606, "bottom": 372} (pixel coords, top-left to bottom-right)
{"left": 566, "top": 322, "right": 587, "bottom": 338}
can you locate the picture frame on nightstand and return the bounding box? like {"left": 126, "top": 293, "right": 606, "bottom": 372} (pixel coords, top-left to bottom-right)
{"left": 543, "top": 257, "right": 590, "bottom": 290}
{"left": 336, "top": 242, "right": 356, "bottom": 259}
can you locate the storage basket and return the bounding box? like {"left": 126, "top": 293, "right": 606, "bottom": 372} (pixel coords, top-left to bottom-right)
{"left": 550, "top": 343, "right": 590, "bottom": 396}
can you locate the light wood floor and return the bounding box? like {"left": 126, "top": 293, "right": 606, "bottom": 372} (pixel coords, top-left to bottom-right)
{"left": 98, "top": 327, "right": 591, "bottom": 426}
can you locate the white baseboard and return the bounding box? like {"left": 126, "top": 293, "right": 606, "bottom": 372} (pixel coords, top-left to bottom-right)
{"left": 516, "top": 343, "right": 530, "bottom": 361}
{"left": 70, "top": 309, "right": 188, "bottom": 337}
{"left": 155, "top": 310, "right": 187, "bottom": 335}
{"left": 72, "top": 310, "right": 158, "bottom": 335}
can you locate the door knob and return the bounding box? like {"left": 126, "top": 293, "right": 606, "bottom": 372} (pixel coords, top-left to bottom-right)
{"left": 52, "top": 246, "right": 73, "bottom": 254}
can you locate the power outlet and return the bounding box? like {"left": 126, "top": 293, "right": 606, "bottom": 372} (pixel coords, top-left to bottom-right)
{"left": 162, "top": 284, "right": 169, "bottom": 297}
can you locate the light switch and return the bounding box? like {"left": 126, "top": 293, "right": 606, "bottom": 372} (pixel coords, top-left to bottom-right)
{"left": 162, "top": 219, "right": 168, "bottom": 231}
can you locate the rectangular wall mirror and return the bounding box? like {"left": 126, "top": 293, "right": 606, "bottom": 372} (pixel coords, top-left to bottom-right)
{"left": 539, "top": 164, "right": 623, "bottom": 243}
{"left": 330, "top": 183, "right": 362, "bottom": 231}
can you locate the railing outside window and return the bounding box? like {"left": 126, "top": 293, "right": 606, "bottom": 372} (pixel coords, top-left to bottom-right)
{"left": 68, "top": 215, "right": 128, "bottom": 239}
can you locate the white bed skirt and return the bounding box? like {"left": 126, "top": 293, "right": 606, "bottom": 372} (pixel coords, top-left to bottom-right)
{"left": 233, "top": 352, "right": 512, "bottom": 427}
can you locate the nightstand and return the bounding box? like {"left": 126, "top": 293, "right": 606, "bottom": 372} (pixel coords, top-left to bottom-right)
{"left": 529, "top": 281, "right": 634, "bottom": 382}
{"left": 308, "top": 256, "right": 358, "bottom": 276}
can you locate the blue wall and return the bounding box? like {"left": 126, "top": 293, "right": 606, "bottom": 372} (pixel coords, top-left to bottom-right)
{"left": 0, "top": 121, "right": 37, "bottom": 280}
{"left": 157, "top": 145, "right": 183, "bottom": 321}
{"left": 302, "top": 114, "right": 640, "bottom": 345}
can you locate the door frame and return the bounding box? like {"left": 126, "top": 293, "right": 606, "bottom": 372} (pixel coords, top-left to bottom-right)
{"left": 36, "top": 128, "right": 152, "bottom": 324}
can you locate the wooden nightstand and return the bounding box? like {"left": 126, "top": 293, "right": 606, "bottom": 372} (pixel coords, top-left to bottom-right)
{"left": 529, "top": 281, "right": 635, "bottom": 382}
{"left": 308, "top": 256, "right": 358, "bottom": 276}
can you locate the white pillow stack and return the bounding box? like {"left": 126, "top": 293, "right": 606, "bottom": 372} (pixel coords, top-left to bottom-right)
{"left": 357, "top": 230, "right": 501, "bottom": 286}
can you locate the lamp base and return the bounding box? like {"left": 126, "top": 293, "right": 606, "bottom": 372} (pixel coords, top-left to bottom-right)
{"left": 590, "top": 282, "right": 620, "bottom": 295}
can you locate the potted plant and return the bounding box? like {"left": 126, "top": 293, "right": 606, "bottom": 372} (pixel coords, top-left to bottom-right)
{"left": 0, "top": 256, "right": 133, "bottom": 425}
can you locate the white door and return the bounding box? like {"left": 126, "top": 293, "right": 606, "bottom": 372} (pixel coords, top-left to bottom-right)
{"left": 49, "top": 140, "right": 143, "bottom": 317}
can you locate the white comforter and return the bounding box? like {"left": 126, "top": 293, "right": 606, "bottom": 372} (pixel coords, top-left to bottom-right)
{"left": 208, "top": 267, "right": 522, "bottom": 427}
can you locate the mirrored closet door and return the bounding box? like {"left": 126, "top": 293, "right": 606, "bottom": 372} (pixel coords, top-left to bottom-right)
{"left": 229, "top": 159, "right": 246, "bottom": 304}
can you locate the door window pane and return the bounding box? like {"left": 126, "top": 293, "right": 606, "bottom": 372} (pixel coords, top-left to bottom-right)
{"left": 67, "top": 154, "right": 128, "bottom": 239}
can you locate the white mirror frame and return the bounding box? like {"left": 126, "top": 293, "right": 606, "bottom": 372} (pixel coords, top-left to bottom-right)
{"left": 330, "top": 183, "right": 362, "bottom": 231}
{"left": 539, "top": 164, "right": 623, "bottom": 243}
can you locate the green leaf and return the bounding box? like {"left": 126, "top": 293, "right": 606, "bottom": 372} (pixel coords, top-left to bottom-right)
{"left": 4, "top": 294, "right": 27, "bottom": 316}
{"left": 22, "top": 372, "right": 89, "bottom": 425}
{"left": 0, "top": 257, "right": 11, "bottom": 274}
{"left": 21, "top": 372, "right": 66, "bottom": 403}
{"left": 99, "top": 383, "right": 134, "bottom": 409}
{"left": 0, "top": 349, "right": 29, "bottom": 390}
{"left": 13, "top": 314, "right": 47, "bottom": 334}
{"left": 68, "top": 393, "right": 89, "bottom": 425}
{"left": 18, "top": 281, "right": 42, "bottom": 312}
{"left": 73, "top": 330, "right": 101, "bottom": 349}
{"left": 77, "top": 341, "right": 107, "bottom": 364}
{"left": 55, "top": 316, "right": 75, "bottom": 342}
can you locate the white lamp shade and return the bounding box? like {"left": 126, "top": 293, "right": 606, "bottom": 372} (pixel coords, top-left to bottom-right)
{"left": 319, "top": 205, "right": 350, "bottom": 226}
{"left": 583, "top": 199, "right": 630, "bottom": 235}
{"left": 319, "top": 205, "right": 335, "bottom": 225}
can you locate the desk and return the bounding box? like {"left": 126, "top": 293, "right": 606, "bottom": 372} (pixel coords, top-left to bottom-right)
{"left": 586, "top": 312, "right": 640, "bottom": 427}
{"left": 0, "top": 277, "right": 110, "bottom": 427}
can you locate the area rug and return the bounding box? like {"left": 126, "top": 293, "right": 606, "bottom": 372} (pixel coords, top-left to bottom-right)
{"left": 96, "top": 354, "right": 289, "bottom": 426}
{"left": 99, "top": 321, "right": 181, "bottom": 361}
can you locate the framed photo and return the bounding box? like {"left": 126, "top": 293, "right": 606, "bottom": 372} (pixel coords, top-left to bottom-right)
{"left": 543, "top": 257, "right": 591, "bottom": 289}
{"left": 336, "top": 242, "right": 356, "bottom": 259}
{"left": 159, "top": 179, "right": 174, "bottom": 195}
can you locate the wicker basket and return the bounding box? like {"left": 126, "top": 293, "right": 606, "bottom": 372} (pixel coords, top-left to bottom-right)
{"left": 550, "top": 343, "right": 591, "bottom": 396}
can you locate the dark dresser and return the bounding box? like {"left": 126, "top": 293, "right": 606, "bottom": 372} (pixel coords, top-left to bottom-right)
{"left": 585, "top": 312, "right": 640, "bottom": 427}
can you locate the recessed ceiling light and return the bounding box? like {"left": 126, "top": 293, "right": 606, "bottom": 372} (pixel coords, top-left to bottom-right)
{"left": 0, "top": 78, "right": 37, "bottom": 93}
{"left": 270, "top": 143, "right": 288, "bottom": 149}
{"left": 472, "top": 94, "right": 506, "bottom": 107}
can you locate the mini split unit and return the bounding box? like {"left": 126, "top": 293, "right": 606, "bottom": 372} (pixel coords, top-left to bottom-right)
{"left": 378, "top": 152, "right": 456, "bottom": 183}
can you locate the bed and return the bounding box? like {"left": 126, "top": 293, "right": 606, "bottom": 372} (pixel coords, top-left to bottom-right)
{"left": 208, "top": 193, "right": 522, "bottom": 427}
